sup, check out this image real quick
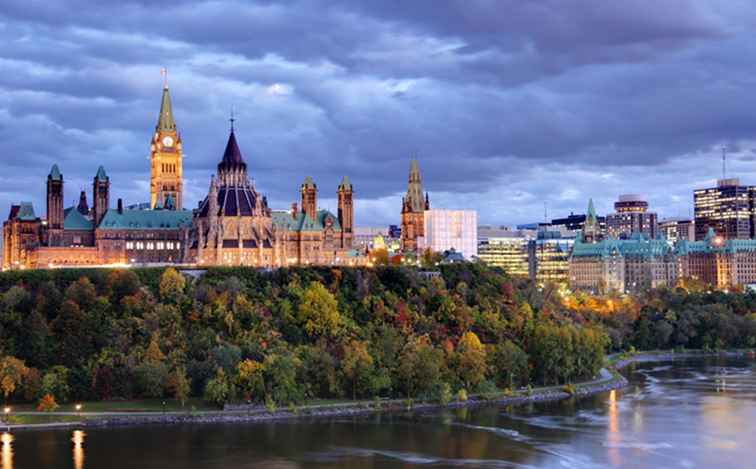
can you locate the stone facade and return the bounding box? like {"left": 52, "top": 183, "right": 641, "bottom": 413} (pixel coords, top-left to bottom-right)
{"left": 185, "top": 129, "right": 360, "bottom": 267}
{"left": 2, "top": 80, "right": 364, "bottom": 270}
{"left": 400, "top": 159, "right": 430, "bottom": 252}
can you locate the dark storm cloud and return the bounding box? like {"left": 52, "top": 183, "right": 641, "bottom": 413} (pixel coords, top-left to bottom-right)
{"left": 1, "top": 0, "right": 756, "bottom": 226}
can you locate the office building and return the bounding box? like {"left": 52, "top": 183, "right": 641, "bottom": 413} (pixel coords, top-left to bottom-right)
{"left": 605, "top": 194, "right": 658, "bottom": 239}
{"left": 419, "top": 209, "right": 478, "bottom": 260}
{"left": 693, "top": 178, "right": 755, "bottom": 241}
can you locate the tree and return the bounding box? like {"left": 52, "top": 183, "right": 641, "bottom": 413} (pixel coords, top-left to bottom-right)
{"left": 263, "top": 351, "right": 304, "bottom": 405}
{"left": 0, "top": 356, "right": 28, "bottom": 401}
{"left": 41, "top": 366, "right": 70, "bottom": 403}
{"left": 166, "top": 366, "right": 191, "bottom": 407}
{"left": 64, "top": 277, "right": 97, "bottom": 310}
{"left": 159, "top": 268, "right": 186, "bottom": 303}
{"left": 490, "top": 340, "right": 528, "bottom": 388}
{"left": 204, "top": 368, "right": 230, "bottom": 408}
{"left": 298, "top": 282, "right": 340, "bottom": 338}
{"left": 341, "top": 340, "right": 375, "bottom": 400}
{"left": 397, "top": 335, "right": 444, "bottom": 398}
{"left": 37, "top": 393, "right": 58, "bottom": 412}
{"left": 51, "top": 300, "right": 87, "bottom": 367}
{"left": 455, "top": 331, "right": 488, "bottom": 390}
{"left": 236, "top": 359, "right": 265, "bottom": 402}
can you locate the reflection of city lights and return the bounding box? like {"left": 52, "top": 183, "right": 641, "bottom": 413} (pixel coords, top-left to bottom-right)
{"left": 2, "top": 432, "right": 13, "bottom": 469}
{"left": 72, "top": 430, "right": 85, "bottom": 469}
{"left": 607, "top": 389, "right": 619, "bottom": 467}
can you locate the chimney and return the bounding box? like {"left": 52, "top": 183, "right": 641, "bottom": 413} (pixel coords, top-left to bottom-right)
{"left": 117, "top": 198, "right": 123, "bottom": 214}
{"left": 291, "top": 202, "right": 298, "bottom": 220}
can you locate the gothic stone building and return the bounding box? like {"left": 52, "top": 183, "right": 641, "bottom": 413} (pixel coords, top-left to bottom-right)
{"left": 185, "top": 129, "right": 359, "bottom": 267}
{"left": 3, "top": 77, "right": 362, "bottom": 270}
{"left": 400, "top": 159, "right": 430, "bottom": 252}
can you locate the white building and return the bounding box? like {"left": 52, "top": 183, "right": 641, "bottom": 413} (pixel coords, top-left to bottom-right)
{"left": 419, "top": 209, "right": 478, "bottom": 259}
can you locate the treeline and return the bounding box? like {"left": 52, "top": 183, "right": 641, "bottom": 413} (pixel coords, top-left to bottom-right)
{"left": 562, "top": 285, "right": 756, "bottom": 352}
{"left": 0, "top": 264, "right": 607, "bottom": 408}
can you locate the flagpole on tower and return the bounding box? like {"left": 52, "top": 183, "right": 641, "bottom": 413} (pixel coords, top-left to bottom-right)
{"left": 161, "top": 67, "right": 168, "bottom": 89}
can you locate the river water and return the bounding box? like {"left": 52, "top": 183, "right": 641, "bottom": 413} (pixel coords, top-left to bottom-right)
{"left": 3, "top": 356, "right": 755, "bottom": 468}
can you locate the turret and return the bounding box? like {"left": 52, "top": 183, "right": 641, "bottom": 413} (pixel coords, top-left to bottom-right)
{"left": 46, "top": 164, "right": 64, "bottom": 230}
{"left": 301, "top": 176, "right": 317, "bottom": 220}
{"left": 92, "top": 166, "right": 109, "bottom": 227}
{"left": 337, "top": 176, "right": 353, "bottom": 248}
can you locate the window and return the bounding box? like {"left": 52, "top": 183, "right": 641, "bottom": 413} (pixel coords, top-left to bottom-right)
{"left": 126, "top": 241, "right": 134, "bottom": 250}
{"left": 136, "top": 241, "right": 144, "bottom": 250}
{"left": 156, "top": 241, "right": 165, "bottom": 250}
{"left": 147, "top": 242, "right": 154, "bottom": 250}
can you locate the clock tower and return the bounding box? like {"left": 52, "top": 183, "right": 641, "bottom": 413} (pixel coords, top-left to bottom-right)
{"left": 150, "top": 72, "right": 183, "bottom": 210}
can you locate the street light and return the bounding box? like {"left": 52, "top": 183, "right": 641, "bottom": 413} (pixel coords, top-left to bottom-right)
{"left": 75, "top": 404, "right": 82, "bottom": 417}
{"left": 3, "top": 408, "right": 9, "bottom": 432}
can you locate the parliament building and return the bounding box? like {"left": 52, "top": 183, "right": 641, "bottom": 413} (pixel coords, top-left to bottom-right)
{"left": 3, "top": 81, "right": 361, "bottom": 270}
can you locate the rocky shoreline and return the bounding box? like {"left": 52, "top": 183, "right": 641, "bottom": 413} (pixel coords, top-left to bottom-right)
{"left": 9, "top": 350, "right": 750, "bottom": 432}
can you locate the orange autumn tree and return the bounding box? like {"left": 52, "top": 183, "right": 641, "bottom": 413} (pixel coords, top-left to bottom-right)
{"left": 37, "top": 393, "right": 59, "bottom": 412}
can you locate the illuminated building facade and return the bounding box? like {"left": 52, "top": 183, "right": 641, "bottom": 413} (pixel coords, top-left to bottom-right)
{"left": 569, "top": 232, "right": 677, "bottom": 293}
{"left": 659, "top": 218, "right": 694, "bottom": 244}
{"left": 419, "top": 209, "right": 477, "bottom": 260}
{"left": 528, "top": 232, "right": 573, "bottom": 284}
{"left": 606, "top": 194, "right": 658, "bottom": 239}
{"left": 693, "top": 178, "right": 755, "bottom": 241}
{"left": 676, "top": 228, "right": 756, "bottom": 288}
{"left": 478, "top": 236, "right": 530, "bottom": 276}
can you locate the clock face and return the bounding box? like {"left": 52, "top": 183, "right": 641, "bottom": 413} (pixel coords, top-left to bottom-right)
{"left": 162, "top": 136, "right": 174, "bottom": 147}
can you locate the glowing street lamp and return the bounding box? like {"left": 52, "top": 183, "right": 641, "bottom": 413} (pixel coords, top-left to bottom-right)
{"left": 75, "top": 404, "right": 82, "bottom": 417}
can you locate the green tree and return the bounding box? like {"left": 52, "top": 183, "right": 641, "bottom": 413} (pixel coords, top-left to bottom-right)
{"left": 396, "top": 335, "right": 444, "bottom": 398}
{"left": 341, "top": 340, "right": 375, "bottom": 400}
{"left": 490, "top": 340, "right": 528, "bottom": 388}
{"left": 263, "top": 351, "right": 304, "bottom": 405}
{"left": 41, "top": 365, "right": 70, "bottom": 403}
{"left": 204, "top": 368, "right": 230, "bottom": 408}
{"left": 298, "top": 282, "right": 340, "bottom": 338}
{"left": 159, "top": 268, "right": 186, "bottom": 303}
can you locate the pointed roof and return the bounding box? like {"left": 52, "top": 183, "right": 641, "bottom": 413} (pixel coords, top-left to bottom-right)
{"left": 96, "top": 166, "right": 108, "bottom": 181}
{"left": 302, "top": 176, "right": 316, "bottom": 189}
{"left": 156, "top": 86, "right": 176, "bottom": 132}
{"left": 48, "top": 164, "right": 62, "bottom": 181}
{"left": 338, "top": 175, "right": 351, "bottom": 190}
{"left": 587, "top": 198, "right": 596, "bottom": 220}
{"left": 164, "top": 194, "right": 175, "bottom": 210}
{"left": 405, "top": 158, "right": 425, "bottom": 212}
{"left": 17, "top": 202, "right": 37, "bottom": 221}
{"left": 78, "top": 191, "right": 89, "bottom": 215}
{"left": 218, "top": 130, "right": 246, "bottom": 172}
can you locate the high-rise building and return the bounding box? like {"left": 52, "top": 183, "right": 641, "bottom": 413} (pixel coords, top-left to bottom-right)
{"left": 693, "top": 178, "right": 754, "bottom": 241}
{"left": 419, "top": 209, "right": 477, "bottom": 259}
{"left": 400, "top": 159, "right": 429, "bottom": 252}
{"left": 478, "top": 235, "right": 531, "bottom": 276}
{"left": 150, "top": 78, "right": 183, "bottom": 210}
{"left": 528, "top": 231, "right": 573, "bottom": 284}
{"left": 606, "top": 194, "right": 658, "bottom": 239}
{"left": 659, "top": 218, "right": 694, "bottom": 244}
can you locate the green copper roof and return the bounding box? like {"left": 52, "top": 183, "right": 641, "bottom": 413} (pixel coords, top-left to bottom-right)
{"left": 674, "top": 232, "right": 756, "bottom": 255}
{"left": 572, "top": 233, "right": 673, "bottom": 259}
{"left": 63, "top": 207, "right": 93, "bottom": 230}
{"left": 17, "top": 202, "right": 37, "bottom": 221}
{"left": 96, "top": 166, "right": 108, "bottom": 181}
{"left": 586, "top": 198, "right": 597, "bottom": 223}
{"left": 156, "top": 86, "right": 176, "bottom": 132}
{"left": 302, "top": 176, "right": 316, "bottom": 189}
{"left": 98, "top": 208, "right": 191, "bottom": 230}
{"left": 48, "top": 164, "right": 62, "bottom": 181}
{"left": 271, "top": 209, "right": 341, "bottom": 232}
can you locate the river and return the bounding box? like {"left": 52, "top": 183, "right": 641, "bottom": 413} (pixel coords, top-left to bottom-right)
{"left": 2, "top": 356, "right": 755, "bottom": 468}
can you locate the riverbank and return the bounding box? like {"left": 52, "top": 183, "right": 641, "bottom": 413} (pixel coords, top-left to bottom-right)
{"left": 5, "top": 349, "right": 751, "bottom": 432}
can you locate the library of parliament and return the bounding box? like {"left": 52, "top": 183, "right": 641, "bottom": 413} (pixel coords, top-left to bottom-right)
{"left": 2, "top": 81, "right": 363, "bottom": 270}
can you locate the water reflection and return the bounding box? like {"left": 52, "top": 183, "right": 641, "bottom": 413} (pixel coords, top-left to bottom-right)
{"left": 1, "top": 433, "right": 12, "bottom": 469}
{"left": 607, "top": 389, "right": 620, "bottom": 467}
{"left": 72, "top": 430, "right": 85, "bottom": 469}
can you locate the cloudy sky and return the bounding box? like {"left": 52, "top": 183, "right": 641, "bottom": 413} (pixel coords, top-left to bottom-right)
{"left": 2, "top": 0, "right": 756, "bottom": 227}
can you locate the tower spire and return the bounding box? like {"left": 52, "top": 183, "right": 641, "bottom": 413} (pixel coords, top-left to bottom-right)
{"left": 161, "top": 67, "right": 168, "bottom": 89}
{"left": 156, "top": 72, "right": 175, "bottom": 132}
{"left": 230, "top": 106, "right": 235, "bottom": 133}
